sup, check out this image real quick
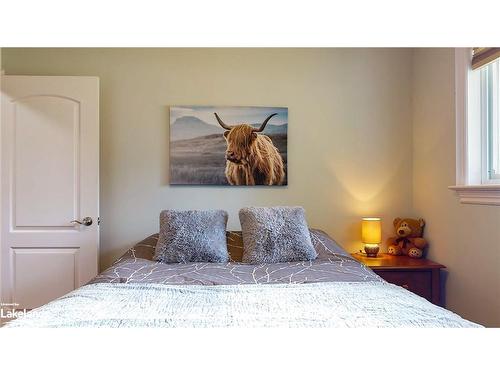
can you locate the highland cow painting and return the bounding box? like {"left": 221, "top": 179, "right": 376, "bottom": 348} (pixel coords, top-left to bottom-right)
{"left": 170, "top": 106, "right": 288, "bottom": 185}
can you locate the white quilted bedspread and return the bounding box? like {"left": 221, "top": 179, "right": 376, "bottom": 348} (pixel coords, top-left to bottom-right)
{"left": 6, "top": 281, "right": 481, "bottom": 328}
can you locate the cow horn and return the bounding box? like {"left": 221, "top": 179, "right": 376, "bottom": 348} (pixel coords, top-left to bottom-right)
{"left": 214, "top": 113, "right": 232, "bottom": 130}
{"left": 253, "top": 113, "right": 277, "bottom": 132}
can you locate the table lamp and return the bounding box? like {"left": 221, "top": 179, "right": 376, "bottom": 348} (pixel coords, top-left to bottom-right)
{"left": 362, "top": 217, "right": 382, "bottom": 257}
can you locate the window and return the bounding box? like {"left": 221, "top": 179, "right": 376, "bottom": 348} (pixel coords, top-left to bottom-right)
{"left": 450, "top": 48, "right": 500, "bottom": 205}
{"left": 479, "top": 60, "right": 500, "bottom": 183}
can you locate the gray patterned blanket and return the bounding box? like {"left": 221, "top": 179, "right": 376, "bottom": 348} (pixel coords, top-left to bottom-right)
{"left": 6, "top": 282, "right": 480, "bottom": 328}
{"left": 91, "top": 229, "right": 380, "bottom": 285}
{"left": 5, "top": 229, "right": 481, "bottom": 328}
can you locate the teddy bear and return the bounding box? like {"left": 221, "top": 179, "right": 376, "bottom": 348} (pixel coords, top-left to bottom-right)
{"left": 387, "top": 217, "right": 428, "bottom": 258}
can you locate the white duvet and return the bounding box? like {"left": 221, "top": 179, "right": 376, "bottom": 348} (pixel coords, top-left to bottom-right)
{"left": 5, "top": 281, "right": 481, "bottom": 328}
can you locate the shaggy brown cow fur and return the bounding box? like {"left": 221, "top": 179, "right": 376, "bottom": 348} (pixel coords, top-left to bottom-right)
{"left": 214, "top": 113, "right": 285, "bottom": 185}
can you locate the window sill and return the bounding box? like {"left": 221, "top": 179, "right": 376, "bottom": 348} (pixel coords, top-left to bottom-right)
{"left": 448, "top": 185, "right": 500, "bottom": 205}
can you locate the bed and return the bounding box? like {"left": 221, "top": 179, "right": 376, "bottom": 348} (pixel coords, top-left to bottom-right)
{"left": 5, "top": 229, "right": 480, "bottom": 328}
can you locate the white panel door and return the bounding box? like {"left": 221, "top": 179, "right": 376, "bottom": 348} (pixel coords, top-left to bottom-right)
{"left": 1, "top": 75, "right": 99, "bottom": 309}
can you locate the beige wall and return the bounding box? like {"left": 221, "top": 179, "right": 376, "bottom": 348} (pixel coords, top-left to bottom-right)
{"left": 2, "top": 48, "right": 414, "bottom": 269}
{"left": 412, "top": 48, "right": 500, "bottom": 327}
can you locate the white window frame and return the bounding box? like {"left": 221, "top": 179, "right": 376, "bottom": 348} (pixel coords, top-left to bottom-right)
{"left": 480, "top": 62, "right": 500, "bottom": 183}
{"left": 449, "top": 48, "right": 500, "bottom": 205}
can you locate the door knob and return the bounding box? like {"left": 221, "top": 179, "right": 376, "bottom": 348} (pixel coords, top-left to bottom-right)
{"left": 71, "top": 217, "right": 93, "bottom": 226}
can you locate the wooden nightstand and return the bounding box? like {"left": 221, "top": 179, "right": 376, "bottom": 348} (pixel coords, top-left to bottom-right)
{"left": 351, "top": 252, "right": 445, "bottom": 306}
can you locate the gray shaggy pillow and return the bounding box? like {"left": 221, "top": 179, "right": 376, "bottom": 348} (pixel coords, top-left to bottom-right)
{"left": 154, "top": 209, "right": 229, "bottom": 263}
{"left": 239, "top": 206, "right": 317, "bottom": 264}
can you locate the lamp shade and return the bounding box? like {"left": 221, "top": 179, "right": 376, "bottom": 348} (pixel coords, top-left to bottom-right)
{"left": 361, "top": 218, "right": 381, "bottom": 245}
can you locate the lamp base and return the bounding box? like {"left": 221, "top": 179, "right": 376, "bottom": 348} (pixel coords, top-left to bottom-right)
{"left": 364, "top": 245, "right": 380, "bottom": 257}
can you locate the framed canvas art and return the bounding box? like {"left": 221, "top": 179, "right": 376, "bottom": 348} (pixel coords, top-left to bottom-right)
{"left": 170, "top": 106, "right": 288, "bottom": 185}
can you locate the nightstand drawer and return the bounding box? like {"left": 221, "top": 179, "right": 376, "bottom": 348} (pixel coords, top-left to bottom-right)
{"left": 374, "top": 270, "right": 432, "bottom": 302}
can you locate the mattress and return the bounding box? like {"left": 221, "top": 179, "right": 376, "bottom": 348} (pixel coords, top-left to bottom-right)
{"left": 5, "top": 229, "right": 481, "bottom": 328}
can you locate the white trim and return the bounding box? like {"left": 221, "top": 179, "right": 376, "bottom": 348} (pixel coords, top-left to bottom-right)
{"left": 455, "top": 48, "right": 470, "bottom": 185}
{"left": 449, "top": 185, "right": 500, "bottom": 205}
{"left": 450, "top": 48, "right": 500, "bottom": 205}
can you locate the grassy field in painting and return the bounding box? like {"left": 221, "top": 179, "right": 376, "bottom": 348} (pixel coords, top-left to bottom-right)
{"left": 170, "top": 133, "right": 287, "bottom": 185}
